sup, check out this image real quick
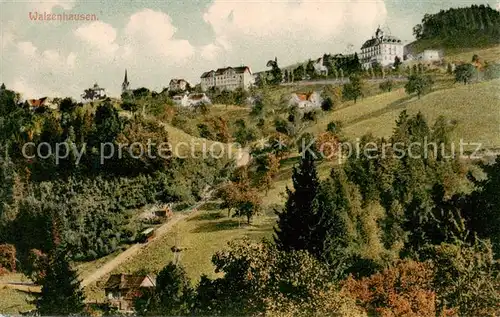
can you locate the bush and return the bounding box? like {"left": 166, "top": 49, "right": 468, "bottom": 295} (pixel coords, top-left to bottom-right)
{"left": 121, "top": 102, "right": 139, "bottom": 112}
{"left": 0, "top": 244, "right": 16, "bottom": 272}
{"left": 405, "top": 74, "right": 434, "bottom": 99}
{"left": 379, "top": 79, "right": 394, "bottom": 92}
{"left": 302, "top": 110, "right": 317, "bottom": 122}
{"left": 321, "top": 97, "right": 333, "bottom": 111}
{"left": 454, "top": 63, "right": 476, "bottom": 84}
{"left": 326, "top": 120, "right": 343, "bottom": 134}
{"left": 342, "top": 260, "right": 443, "bottom": 316}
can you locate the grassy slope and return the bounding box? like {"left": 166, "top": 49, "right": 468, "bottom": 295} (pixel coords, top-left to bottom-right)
{"left": 444, "top": 45, "right": 500, "bottom": 64}
{"left": 0, "top": 274, "right": 36, "bottom": 314}
{"left": 307, "top": 79, "right": 500, "bottom": 150}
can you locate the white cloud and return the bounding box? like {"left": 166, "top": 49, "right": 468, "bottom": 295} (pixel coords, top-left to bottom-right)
{"left": 121, "top": 9, "right": 195, "bottom": 62}
{"left": 200, "top": 43, "right": 221, "bottom": 61}
{"left": 202, "top": 0, "right": 388, "bottom": 66}
{"left": 204, "top": 0, "right": 386, "bottom": 39}
{"left": 66, "top": 52, "right": 77, "bottom": 68}
{"left": 25, "top": 0, "right": 75, "bottom": 12}
{"left": 74, "top": 21, "right": 119, "bottom": 55}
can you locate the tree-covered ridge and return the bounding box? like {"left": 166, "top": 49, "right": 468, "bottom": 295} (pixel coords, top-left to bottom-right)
{"left": 0, "top": 85, "right": 232, "bottom": 262}
{"left": 412, "top": 4, "right": 500, "bottom": 48}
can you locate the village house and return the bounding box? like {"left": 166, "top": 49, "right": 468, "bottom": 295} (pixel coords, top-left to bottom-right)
{"left": 314, "top": 57, "right": 328, "bottom": 76}
{"left": 81, "top": 83, "right": 106, "bottom": 101}
{"left": 104, "top": 273, "right": 156, "bottom": 312}
{"left": 27, "top": 97, "right": 57, "bottom": 110}
{"left": 416, "top": 49, "right": 442, "bottom": 62}
{"left": 172, "top": 92, "right": 211, "bottom": 108}
{"left": 200, "top": 66, "right": 254, "bottom": 91}
{"left": 289, "top": 91, "right": 322, "bottom": 110}
{"left": 169, "top": 79, "right": 189, "bottom": 92}
{"left": 360, "top": 26, "right": 403, "bottom": 69}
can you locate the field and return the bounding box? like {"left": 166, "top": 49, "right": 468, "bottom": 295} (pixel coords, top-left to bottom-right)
{"left": 0, "top": 274, "right": 36, "bottom": 314}
{"left": 307, "top": 79, "right": 500, "bottom": 151}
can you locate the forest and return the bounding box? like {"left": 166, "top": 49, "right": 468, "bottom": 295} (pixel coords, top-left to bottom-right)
{"left": 412, "top": 4, "right": 500, "bottom": 48}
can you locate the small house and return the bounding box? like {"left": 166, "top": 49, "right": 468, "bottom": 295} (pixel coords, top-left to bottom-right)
{"left": 289, "top": 92, "right": 322, "bottom": 110}
{"left": 104, "top": 273, "right": 156, "bottom": 312}
{"left": 187, "top": 93, "right": 211, "bottom": 107}
{"left": 314, "top": 57, "right": 328, "bottom": 76}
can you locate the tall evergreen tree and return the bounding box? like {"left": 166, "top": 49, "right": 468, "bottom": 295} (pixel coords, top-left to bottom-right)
{"left": 274, "top": 149, "right": 319, "bottom": 252}
{"left": 466, "top": 156, "right": 500, "bottom": 256}
{"left": 36, "top": 245, "right": 85, "bottom": 315}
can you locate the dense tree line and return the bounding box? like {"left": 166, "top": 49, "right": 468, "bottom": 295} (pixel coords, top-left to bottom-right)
{"left": 412, "top": 5, "right": 500, "bottom": 47}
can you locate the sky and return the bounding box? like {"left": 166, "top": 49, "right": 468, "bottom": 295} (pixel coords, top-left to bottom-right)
{"left": 0, "top": 0, "right": 497, "bottom": 99}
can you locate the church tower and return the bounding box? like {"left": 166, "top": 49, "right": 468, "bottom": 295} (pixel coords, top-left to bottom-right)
{"left": 122, "top": 69, "right": 130, "bottom": 93}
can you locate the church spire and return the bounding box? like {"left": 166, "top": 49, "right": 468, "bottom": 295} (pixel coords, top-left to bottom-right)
{"left": 122, "top": 69, "right": 130, "bottom": 93}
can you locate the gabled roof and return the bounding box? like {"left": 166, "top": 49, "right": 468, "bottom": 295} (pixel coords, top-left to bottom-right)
{"left": 294, "top": 92, "right": 315, "bottom": 101}
{"left": 200, "top": 70, "right": 215, "bottom": 78}
{"left": 28, "top": 97, "right": 48, "bottom": 107}
{"left": 104, "top": 274, "right": 156, "bottom": 290}
{"left": 361, "top": 32, "right": 402, "bottom": 49}
{"left": 202, "top": 66, "right": 251, "bottom": 78}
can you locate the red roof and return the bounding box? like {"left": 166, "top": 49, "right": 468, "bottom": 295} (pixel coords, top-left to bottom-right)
{"left": 28, "top": 97, "right": 47, "bottom": 107}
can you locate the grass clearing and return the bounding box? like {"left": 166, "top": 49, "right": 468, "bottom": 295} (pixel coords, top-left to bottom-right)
{"left": 445, "top": 45, "right": 500, "bottom": 63}
{"left": 0, "top": 273, "right": 36, "bottom": 314}
{"left": 307, "top": 79, "right": 500, "bottom": 150}
{"left": 107, "top": 204, "right": 275, "bottom": 280}
{"left": 343, "top": 79, "right": 500, "bottom": 149}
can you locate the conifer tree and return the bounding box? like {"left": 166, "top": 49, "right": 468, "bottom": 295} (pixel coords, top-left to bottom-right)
{"left": 274, "top": 149, "right": 319, "bottom": 252}
{"left": 36, "top": 214, "right": 85, "bottom": 316}
{"left": 36, "top": 245, "right": 85, "bottom": 315}
{"left": 467, "top": 156, "right": 500, "bottom": 256}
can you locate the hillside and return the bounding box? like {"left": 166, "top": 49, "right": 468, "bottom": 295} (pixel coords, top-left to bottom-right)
{"left": 408, "top": 4, "right": 500, "bottom": 53}
{"left": 308, "top": 79, "right": 500, "bottom": 151}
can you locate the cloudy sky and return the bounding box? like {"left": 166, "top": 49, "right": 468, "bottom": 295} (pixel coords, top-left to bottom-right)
{"left": 0, "top": 0, "right": 496, "bottom": 99}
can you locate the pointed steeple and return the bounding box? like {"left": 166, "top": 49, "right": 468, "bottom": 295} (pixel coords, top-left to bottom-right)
{"left": 122, "top": 69, "right": 130, "bottom": 92}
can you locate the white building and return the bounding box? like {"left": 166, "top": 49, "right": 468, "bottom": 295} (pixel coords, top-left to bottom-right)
{"left": 289, "top": 92, "right": 322, "bottom": 110}
{"left": 416, "top": 50, "right": 442, "bottom": 62}
{"left": 200, "top": 66, "right": 254, "bottom": 91}
{"left": 360, "top": 27, "right": 403, "bottom": 69}
{"left": 314, "top": 57, "right": 328, "bottom": 76}
{"left": 172, "top": 93, "right": 211, "bottom": 108}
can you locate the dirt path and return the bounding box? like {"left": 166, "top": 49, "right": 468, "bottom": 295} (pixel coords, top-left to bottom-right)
{"left": 80, "top": 201, "right": 205, "bottom": 288}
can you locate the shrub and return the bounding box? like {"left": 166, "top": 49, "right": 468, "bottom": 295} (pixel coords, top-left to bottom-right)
{"left": 454, "top": 63, "right": 476, "bottom": 84}
{"left": 379, "top": 79, "right": 394, "bottom": 92}
{"left": 0, "top": 244, "right": 16, "bottom": 272}
{"left": 302, "top": 110, "right": 317, "bottom": 122}
{"left": 321, "top": 97, "right": 334, "bottom": 111}
{"left": 342, "top": 260, "right": 443, "bottom": 316}
{"left": 405, "top": 74, "right": 434, "bottom": 99}
{"left": 327, "top": 120, "right": 343, "bottom": 134}
{"left": 121, "top": 102, "right": 139, "bottom": 112}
